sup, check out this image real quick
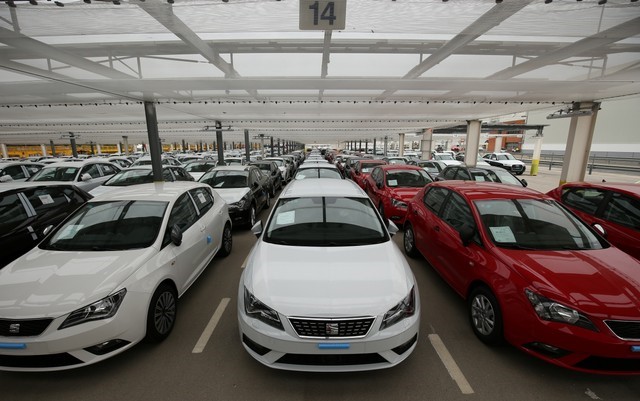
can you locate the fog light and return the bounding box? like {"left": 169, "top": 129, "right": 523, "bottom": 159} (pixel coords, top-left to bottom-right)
{"left": 524, "top": 342, "right": 570, "bottom": 358}
{"left": 85, "top": 339, "right": 130, "bottom": 355}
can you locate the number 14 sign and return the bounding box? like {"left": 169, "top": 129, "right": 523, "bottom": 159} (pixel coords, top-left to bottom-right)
{"left": 299, "top": 0, "right": 346, "bottom": 30}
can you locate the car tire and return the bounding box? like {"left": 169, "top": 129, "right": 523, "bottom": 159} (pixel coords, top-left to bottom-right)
{"left": 145, "top": 283, "right": 177, "bottom": 343}
{"left": 403, "top": 223, "right": 419, "bottom": 258}
{"left": 217, "top": 223, "right": 232, "bottom": 257}
{"left": 468, "top": 286, "right": 504, "bottom": 346}
{"left": 264, "top": 192, "right": 270, "bottom": 209}
{"left": 247, "top": 205, "right": 256, "bottom": 228}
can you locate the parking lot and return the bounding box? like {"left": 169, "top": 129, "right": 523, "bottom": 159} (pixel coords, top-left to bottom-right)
{"left": 1, "top": 167, "right": 639, "bottom": 401}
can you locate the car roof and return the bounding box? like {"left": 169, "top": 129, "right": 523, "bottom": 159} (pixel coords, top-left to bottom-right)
{"left": 298, "top": 164, "right": 338, "bottom": 170}
{"left": 559, "top": 182, "right": 640, "bottom": 196}
{"left": 0, "top": 181, "right": 87, "bottom": 194}
{"left": 38, "top": 159, "right": 113, "bottom": 168}
{"left": 90, "top": 181, "right": 208, "bottom": 201}
{"left": 281, "top": 178, "right": 366, "bottom": 198}
{"left": 213, "top": 165, "right": 252, "bottom": 171}
{"left": 378, "top": 164, "right": 424, "bottom": 171}
{"left": 429, "top": 180, "right": 545, "bottom": 201}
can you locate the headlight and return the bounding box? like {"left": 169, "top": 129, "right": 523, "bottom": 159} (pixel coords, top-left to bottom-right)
{"left": 244, "top": 287, "right": 284, "bottom": 330}
{"left": 380, "top": 287, "right": 415, "bottom": 330}
{"left": 525, "top": 289, "right": 598, "bottom": 332}
{"left": 59, "top": 288, "right": 127, "bottom": 330}
{"left": 391, "top": 198, "right": 408, "bottom": 209}
{"left": 231, "top": 194, "right": 251, "bottom": 209}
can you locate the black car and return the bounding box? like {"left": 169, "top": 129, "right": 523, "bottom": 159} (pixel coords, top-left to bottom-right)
{"left": 0, "top": 182, "right": 92, "bottom": 268}
{"left": 198, "top": 165, "right": 270, "bottom": 228}
{"left": 249, "top": 160, "right": 283, "bottom": 197}
{"left": 435, "top": 165, "right": 528, "bottom": 187}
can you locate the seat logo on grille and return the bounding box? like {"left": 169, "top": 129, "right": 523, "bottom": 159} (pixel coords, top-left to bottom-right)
{"left": 9, "top": 323, "right": 20, "bottom": 334}
{"left": 325, "top": 323, "right": 339, "bottom": 336}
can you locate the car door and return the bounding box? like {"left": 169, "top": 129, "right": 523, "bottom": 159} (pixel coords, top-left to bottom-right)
{"left": 410, "top": 186, "right": 448, "bottom": 259}
{"left": 0, "top": 190, "right": 33, "bottom": 267}
{"left": 249, "top": 168, "right": 268, "bottom": 210}
{"left": 164, "top": 192, "right": 206, "bottom": 294}
{"left": 366, "top": 167, "right": 383, "bottom": 205}
{"left": 189, "top": 186, "right": 222, "bottom": 264}
{"left": 77, "top": 163, "right": 105, "bottom": 191}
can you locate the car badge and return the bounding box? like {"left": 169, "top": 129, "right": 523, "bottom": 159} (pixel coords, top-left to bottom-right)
{"left": 325, "top": 323, "right": 339, "bottom": 336}
{"left": 9, "top": 323, "right": 20, "bottom": 334}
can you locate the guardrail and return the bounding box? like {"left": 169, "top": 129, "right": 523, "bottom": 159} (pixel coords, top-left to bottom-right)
{"left": 516, "top": 153, "right": 640, "bottom": 175}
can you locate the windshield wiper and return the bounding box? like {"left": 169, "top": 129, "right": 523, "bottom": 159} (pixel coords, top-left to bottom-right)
{"left": 497, "top": 243, "right": 537, "bottom": 250}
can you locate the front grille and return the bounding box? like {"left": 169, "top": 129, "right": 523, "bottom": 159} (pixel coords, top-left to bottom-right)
{"left": 289, "top": 317, "right": 375, "bottom": 339}
{"left": 277, "top": 353, "right": 387, "bottom": 366}
{"left": 605, "top": 320, "right": 640, "bottom": 340}
{"left": 0, "top": 318, "right": 53, "bottom": 337}
{"left": 575, "top": 356, "right": 640, "bottom": 372}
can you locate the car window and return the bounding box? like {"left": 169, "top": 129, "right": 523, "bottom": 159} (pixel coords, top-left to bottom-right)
{"left": 563, "top": 187, "right": 605, "bottom": 215}
{"left": 264, "top": 196, "right": 387, "bottom": 246}
{"left": 386, "top": 170, "right": 432, "bottom": 187}
{"left": 423, "top": 187, "right": 448, "bottom": 213}
{"left": 443, "top": 168, "right": 457, "bottom": 180}
{"left": 1, "top": 165, "right": 26, "bottom": 180}
{"left": 23, "top": 186, "right": 80, "bottom": 215}
{"left": 80, "top": 164, "right": 101, "bottom": 180}
{"left": 201, "top": 171, "right": 248, "bottom": 188}
{"left": 99, "top": 163, "right": 119, "bottom": 176}
{"left": 43, "top": 200, "right": 167, "bottom": 251}
{"left": 441, "top": 192, "right": 475, "bottom": 233}
{"left": 0, "top": 193, "right": 29, "bottom": 232}
{"left": 603, "top": 192, "right": 640, "bottom": 230}
{"left": 454, "top": 168, "right": 471, "bottom": 180}
{"left": 172, "top": 167, "right": 192, "bottom": 181}
{"left": 164, "top": 193, "right": 199, "bottom": 245}
{"left": 190, "top": 187, "right": 214, "bottom": 215}
{"left": 31, "top": 166, "right": 79, "bottom": 182}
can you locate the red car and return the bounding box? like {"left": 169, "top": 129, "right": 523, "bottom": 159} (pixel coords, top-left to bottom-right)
{"left": 350, "top": 159, "right": 387, "bottom": 189}
{"left": 546, "top": 182, "right": 640, "bottom": 261}
{"left": 364, "top": 164, "right": 434, "bottom": 226}
{"left": 403, "top": 181, "right": 640, "bottom": 375}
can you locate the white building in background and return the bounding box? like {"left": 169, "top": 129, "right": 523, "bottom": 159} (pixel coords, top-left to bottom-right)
{"left": 523, "top": 94, "right": 640, "bottom": 155}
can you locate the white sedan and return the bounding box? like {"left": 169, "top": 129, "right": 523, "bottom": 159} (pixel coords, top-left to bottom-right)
{"left": 0, "top": 182, "right": 232, "bottom": 371}
{"left": 238, "top": 179, "right": 420, "bottom": 372}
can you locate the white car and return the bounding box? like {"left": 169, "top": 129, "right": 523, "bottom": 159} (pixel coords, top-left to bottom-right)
{"left": 482, "top": 152, "right": 526, "bottom": 175}
{"left": 431, "top": 152, "right": 462, "bottom": 166}
{"left": 0, "top": 182, "right": 232, "bottom": 371}
{"left": 27, "top": 159, "right": 121, "bottom": 192}
{"left": 238, "top": 179, "right": 420, "bottom": 372}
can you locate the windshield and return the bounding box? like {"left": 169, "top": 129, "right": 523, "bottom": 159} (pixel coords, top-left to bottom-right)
{"left": 435, "top": 154, "right": 455, "bottom": 161}
{"left": 497, "top": 154, "right": 517, "bottom": 161}
{"left": 42, "top": 200, "right": 167, "bottom": 251}
{"left": 264, "top": 196, "right": 388, "bottom": 246}
{"left": 185, "top": 162, "right": 216, "bottom": 173}
{"left": 295, "top": 168, "right": 342, "bottom": 179}
{"left": 30, "top": 166, "right": 79, "bottom": 182}
{"left": 104, "top": 169, "right": 153, "bottom": 186}
{"left": 475, "top": 199, "right": 605, "bottom": 250}
{"left": 200, "top": 170, "right": 248, "bottom": 188}
{"left": 386, "top": 169, "right": 432, "bottom": 187}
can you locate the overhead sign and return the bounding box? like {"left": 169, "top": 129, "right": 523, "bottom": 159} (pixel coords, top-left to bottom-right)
{"left": 299, "top": 0, "right": 346, "bottom": 30}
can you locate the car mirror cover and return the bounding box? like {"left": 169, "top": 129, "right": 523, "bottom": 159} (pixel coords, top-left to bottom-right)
{"left": 170, "top": 224, "right": 183, "bottom": 246}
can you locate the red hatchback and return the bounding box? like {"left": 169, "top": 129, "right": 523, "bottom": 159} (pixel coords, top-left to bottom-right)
{"left": 364, "top": 164, "right": 434, "bottom": 226}
{"left": 403, "top": 181, "right": 640, "bottom": 374}
{"left": 546, "top": 182, "right": 640, "bottom": 261}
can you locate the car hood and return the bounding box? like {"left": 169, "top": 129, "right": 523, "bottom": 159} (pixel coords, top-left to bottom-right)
{"left": 494, "top": 159, "right": 524, "bottom": 166}
{"left": 499, "top": 247, "right": 640, "bottom": 319}
{"left": 244, "top": 242, "right": 415, "bottom": 317}
{"left": 0, "top": 247, "right": 156, "bottom": 319}
{"left": 388, "top": 187, "right": 422, "bottom": 200}
{"left": 211, "top": 187, "right": 250, "bottom": 204}
{"left": 89, "top": 185, "right": 118, "bottom": 197}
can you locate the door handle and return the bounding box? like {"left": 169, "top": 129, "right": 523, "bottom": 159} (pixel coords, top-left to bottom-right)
{"left": 434, "top": 226, "right": 440, "bottom": 232}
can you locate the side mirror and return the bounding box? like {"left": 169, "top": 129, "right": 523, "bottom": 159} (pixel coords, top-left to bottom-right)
{"left": 251, "top": 221, "right": 263, "bottom": 238}
{"left": 459, "top": 224, "right": 476, "bottom": 246}
{"left": 0, "top": 175, "right": 13, "bottom": 182}
{"left": 170, "top": 224, "right": 183, "bottom": 246}
{"left": 520, "top": 178, "right": 528, "bottom": 187}
{"left": 42, "top": 225, "right": 54, "bottom": 237}
{"left": 376, "top": 181, "right": 383, "bottom": 189}
{"left": 387, "top": 220, "right": 399, "bottom": 237}
{"left": 81, "top": 173, "right": 92, "bottom": 181}
{"left": 592, "top": 223, "right": 607, "bottom": 238}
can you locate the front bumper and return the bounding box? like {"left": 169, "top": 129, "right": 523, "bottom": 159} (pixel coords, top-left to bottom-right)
{"left": 0, "top": 291, "right": 149, "bottom": 372}
{"left": 237, "top": 293, "right": 420, "bottom": 372}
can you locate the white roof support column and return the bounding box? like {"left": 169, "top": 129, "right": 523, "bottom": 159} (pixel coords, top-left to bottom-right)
{"left": 465, "top": 120, "right": 482, "bottom": 168}
{"left": 420, "top": 128, "right": 433, "bottom": 161}
{"left": 493, "top": 136, "right": 503, "bottom": 153}
{"left": 40, "top": 144, "right": 47, "bottom": 157}
{"left": 398, "top": 133, "right": 405, "bottom": 157}
{"left": 559, "top": 102, "right": 600, "bottom": 185}
{"left": 530, "top": 129, "right": 544, "bottom": 176}
{"left": 1, "top": 144, "right": 8, "bottom": 159}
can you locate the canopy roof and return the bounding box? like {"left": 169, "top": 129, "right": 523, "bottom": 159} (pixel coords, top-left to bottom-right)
{"left": 0, "top": 0, "right": 639, "bottom": 146}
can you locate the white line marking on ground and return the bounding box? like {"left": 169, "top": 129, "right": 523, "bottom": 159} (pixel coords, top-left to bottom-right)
{"left": 192, "top": 298, "right": 230, "bottom": 354}
{"left": 428, "top": 334, "right": 475, "bottom": 395}
{"left": 585, "top": 388, "right": 601, "bottom": 400}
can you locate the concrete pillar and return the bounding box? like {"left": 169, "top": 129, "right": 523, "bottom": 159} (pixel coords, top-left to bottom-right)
{"left": 216, "top": 121, "right": 225, "bottom": 166}
{"left": 96, "top": 144, "right": 102, "bottom": 154}
{"left": 398, "top": 133, "right": 405, "bottom": 157}
{"left": 1, "top": 144, "right": 8, "bottom": 159}
{"left": 560, "top": 102, "right": 600, "bottom": 185}
{"left": 493, "top": 136, "right": 503, "bottom": 153}
{"left": 69, "top": 133, "right": 78, "bottom": 158}
{"left": 465, "top": 120, "right": 482, "bottom": 168}
{"left": 144, "top": 101, "right": 163, "bottom": 182}
{"left": 244, "top": 129, "right": 250, "bottom": 161}
{"left": 530, "top": 129, "right": 544, "bottom": 176}
{"left": 117, "top": 142, "right": 122, "bottom": 154}
{"left": 383, "top": 136, "right": 388, "bottom": 156}
{"left": 420, "top": 128, "right": 433, "bottom": 160}
{"left": 122, "top": 136, "right": 130, "bottom": 156}
{"left": 40, "top": 144, "right": 47, "bottom": 157}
